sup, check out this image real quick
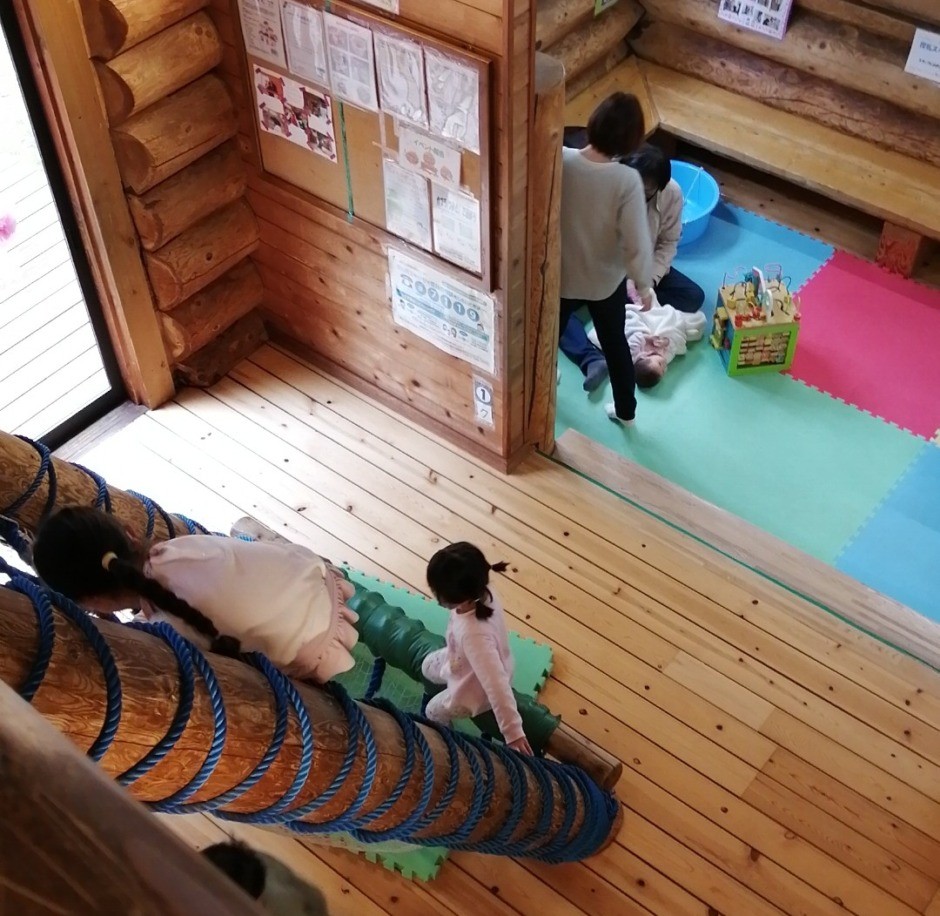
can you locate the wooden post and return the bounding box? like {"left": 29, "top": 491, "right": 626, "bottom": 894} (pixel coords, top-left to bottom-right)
{"left": 526, "top": 54, "right": 565, "bottom": 454}
{"left": 79, "top": 0, "right": 209, "bottom": 60}
{"left": 111, "top": 74, "right": 236, "bottom": 194}
{"left": 0, "top": 681, "right": 264, "bottom": 915}
{"left": 160, "top": 260, "right": 264, "bottom": 360}
{"left": 876, "top": 223, "right": 926, "bottom": 278}
{"left": 94, "top": 12, "right": 223, "bottom": 125}
{"left": 127, "top": 141, "right": 248, "bottom": 251}
{"left": 0, "top": 585, "right": 624, "bottom": 855}
{"left": 144, "top": 199, "right": 260, "bottom": 310}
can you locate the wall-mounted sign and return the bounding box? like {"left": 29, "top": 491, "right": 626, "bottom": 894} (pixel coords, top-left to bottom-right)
{"left": 905, "top": 29, "right": 940, "bottom": 85}
{"left": 717, "top": 0, "right": 793, "bottom": 40}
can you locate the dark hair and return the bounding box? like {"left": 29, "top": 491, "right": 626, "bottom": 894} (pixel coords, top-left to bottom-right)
{"left": 201, "top": 842, "right": 266, "bottom": 899}
{"left": 586, "top": 92, "right": 645, "bottom": 159}
{"left": 32, "top": 506, "right": 227, "bottom": 648}
{"left": 622, "top": 143, "right": 671, "bottom": 193}
{"left": 427, "top": 541, "right": 508, "bottom": 621}
{"left": 634, "top": 358, "right": 665, "bottom": 389}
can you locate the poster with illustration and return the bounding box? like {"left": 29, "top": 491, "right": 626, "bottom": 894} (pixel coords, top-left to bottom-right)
{"left": 397, "top": 125, "right": 461, "bottom": 189}
{"left": 323, "top": 12, "right": 379, "bottom": 111}
{"left": 254, "top": 66, "right": 337, "bottom": 162}
{"left": 425, "top": 48, "right": 480, "bottom": 153}
{"left": 717, "top": 0, "right": 793, "bottom": 40}
{"left": 374, "top": 32, "right": 428, "bottom": 129}
{"left": 238, "top": 0, "right": 287, "bottom": 66}
{"left": 281, "top": 0, "right": 330, "bottom": 87}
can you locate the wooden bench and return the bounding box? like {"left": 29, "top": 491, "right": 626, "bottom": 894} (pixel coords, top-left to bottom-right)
{"left": 565, "top": 58, "right": 940, "bottom": 275}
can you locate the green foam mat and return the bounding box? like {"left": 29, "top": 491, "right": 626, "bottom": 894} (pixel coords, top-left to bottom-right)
{"left": 329, "top": 569, "right": 554, "bottom": 881}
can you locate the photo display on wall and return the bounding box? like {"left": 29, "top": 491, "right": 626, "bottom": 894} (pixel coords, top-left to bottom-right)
{"left": 236, "top": 0, "right": 492, "bottom": 286}
{"left": 717, "top": 0, "right": 793, "bottom": 40}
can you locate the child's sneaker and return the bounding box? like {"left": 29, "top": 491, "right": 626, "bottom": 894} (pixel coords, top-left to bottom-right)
{"left": 605, "top": 403, "right": 635, "bottom": 426}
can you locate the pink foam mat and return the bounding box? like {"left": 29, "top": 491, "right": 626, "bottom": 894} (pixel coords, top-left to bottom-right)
{"left": 788, "top": 251, "right": 940, "bottom": 439}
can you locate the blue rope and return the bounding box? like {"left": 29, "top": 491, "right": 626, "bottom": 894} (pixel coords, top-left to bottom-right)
{"left": 72, "top": 464, "right": 112, "bottom": 512}
{"left": 1, "top": 436, "right": 57, "bottom": 520}
{"left": 364, "top": 657, "right": 386, "bottom": 700}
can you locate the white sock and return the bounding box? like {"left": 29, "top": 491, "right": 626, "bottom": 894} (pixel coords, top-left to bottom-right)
{"left": 605, "top": 402, "right": 635, "bottom": 426}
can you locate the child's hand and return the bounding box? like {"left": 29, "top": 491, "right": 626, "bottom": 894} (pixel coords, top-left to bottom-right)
{"left": 508, "top": 736, "right": 533, "bottom": 755}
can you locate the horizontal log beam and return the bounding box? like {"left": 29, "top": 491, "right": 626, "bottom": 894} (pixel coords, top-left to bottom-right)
{"left": 173, "top": 310, "right": 268, "bottom": 387}
{"left": 79, "top": 0, "right": 210, "bottom": 60}
{"left": 631, "top": 21, "right": 940, "bottom": 168}
{"left": 564, "top": 42, "right": 629, "bottom": 103}
{"left": 144, "top": 199, "right": 260, "bottom": 310}
{"left": 112, "top": 74, "right": 236, "bottom": 194}
{"left": 796, "top": 0, "right": 916, "bottom": 42}
{"left": 128, "top": 141, "right": 247, "bottom": 251}
{"left": 94, "top": 12, "right": 223, "bottom": 125}
{"left": 536, "top": 0, "right": 596, "bottom": 50}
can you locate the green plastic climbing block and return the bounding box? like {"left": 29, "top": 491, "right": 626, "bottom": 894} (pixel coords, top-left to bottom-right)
{"left": 331, "top": 569, "right": 554, "bottom": 882}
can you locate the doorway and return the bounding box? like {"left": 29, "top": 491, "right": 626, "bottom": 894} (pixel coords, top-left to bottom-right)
{"left": 0, "top": 7, "right": 124, "bottom": 450}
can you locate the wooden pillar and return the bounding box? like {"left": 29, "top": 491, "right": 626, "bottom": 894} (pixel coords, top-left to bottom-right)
{"left": 0, "top": 681, "right": 264, "bottom": 915}
{"left": 526, "top": 53, "right": 565, "bottom": 453}
{"left": 876, "top": 222, "right": 926, "bottom": 278}
{"left": 0, "top": 585, "right": 622, "bottom": 855}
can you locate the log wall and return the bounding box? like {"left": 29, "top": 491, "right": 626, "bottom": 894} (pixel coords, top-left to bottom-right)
{"left": 208, "top": 0, "right": 536, "bottom": 469}
{"left": 76, "top": 0, "right": 265, "bottom": 387}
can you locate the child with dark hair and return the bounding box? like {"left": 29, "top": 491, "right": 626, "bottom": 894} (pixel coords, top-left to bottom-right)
{"left": 31, "top": 506, "right": 359, "bottom": 682}
{"left": 422, "top": 542, "right": 532, "bottom": 754}
{"left": 202, "top": 841, "right": 329, "bottom": 915}
{"left": 621, "top": 144, "right": 705, "bottom": 314}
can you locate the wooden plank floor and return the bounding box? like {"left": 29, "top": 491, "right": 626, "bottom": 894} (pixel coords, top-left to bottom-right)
{"left": 0, "top": 35, "right": 109, "bottom": 439}
{"left": 70, "top": 342, "right": 940, "bottom": 916}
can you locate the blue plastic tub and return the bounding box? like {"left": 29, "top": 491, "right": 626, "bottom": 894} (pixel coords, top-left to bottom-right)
{"left": 671, "top": 160, "right": 720, "bottom": 247}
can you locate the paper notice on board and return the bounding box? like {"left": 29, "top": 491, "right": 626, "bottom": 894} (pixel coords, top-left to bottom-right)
{"left": 432, "top": 185, "right": 481, "bottom": 274}
{"left": 388, "top": 249, "right": 494, "bottom": 373}
{"left": 397, "top": 125, "right": 461, "bottom": 189}
{"left": 717, "top": 0, "right": 793, "bottom": 40}
{"left": 323, "top": 13, "right": 379, "bottom": 111}
{"left": 254, "top": 66, "right": 337, "bottom": 161}
{"left": 281, "top": 1, "right": 329, "bottom": 87}
{"left": 237, "top": 0, "right": 287, "bottom": 67}
{"left": 905, "top": 29, "right": 940, "bottom": 84}
{"left": 425, "top": 48, "right": 480, "bottom": 153}
{"left": 383, "top": 160, "right": 432, "bottom": 251}
{"left": 374, "top": 33, "right": 428, "bottom": 129}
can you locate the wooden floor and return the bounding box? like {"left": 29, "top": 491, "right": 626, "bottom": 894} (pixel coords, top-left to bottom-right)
{"left": 70, "top": 342, "right": 940, "bottom": 916}
{"left": 0, "top": 38, "right": 109, "bottom": 440}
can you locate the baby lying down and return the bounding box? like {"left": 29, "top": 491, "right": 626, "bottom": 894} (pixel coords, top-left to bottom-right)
{"left": 588, "top": 297, "right": 707, "bottom": 389}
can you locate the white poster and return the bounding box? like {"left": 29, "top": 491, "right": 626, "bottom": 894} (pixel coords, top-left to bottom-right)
{"left": 281, "top": 1, "right": 329, "bottom": 86}
{"left": 374, "top": 33, "right": 428, "bottom": 129}
{"left": 905, "top": 29, "right": 940, "bottom": 85}
{"left": 254, "top": 67, "right": 337, "bottom": 161}
{"left": 388, "top": 249, "right": 494, "bottom": 373}
{"left": 238, "top": 0, "right": 287, "bottom": 66}
{"left": 323, "top": 13, "right": 379, "bottom": 112}
{"left": 425, "top": 48, "right": 480, "bottom": 153}
{"left": 383, "top": 159, "right": 432, "bottom": 251}
{"left": 717, "top": 0, "right": 793, "bottom": 40}
{"left": 397, "top": 125, "right": 461, "bottom": 189}
{"left": 359, "top": 0, "right": 400, "bottom": 12}
{"left": 432, "top": 185, "right": 481, "bottom": 274}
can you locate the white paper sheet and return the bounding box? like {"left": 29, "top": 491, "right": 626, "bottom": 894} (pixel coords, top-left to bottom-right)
{"left": 323, "top": 13, "right": 379, "bottom": 112}
{"left": 717, "top": 0, "right": 793, "bottom": 40}
{"left": 388, "top": 249, "right": 494, "bottom": 373}
{"left": 432, "top": 185, "right": 481, "bottom": 274}
{"left": 281, "top": 0, "right": 329, "bottom": 86}
{"left": 374, "top": 33, "right": 428, "bottom": 129}
{"left": 254, "top": 66, "right": 337, "bottom": 162}
{"left": 237, "top": 0, "right": 287, "bottom": 67}
{"left": 425, "top": 48, "right": 480, "bottom": 153}
{"left": 905, "top": 29, "right": 940, "bottom": 85}
{"left": 383, "top": 159, "right": 432, "bottom": 251}
{"left": 397, "top": 125, "right": 461, "bottom": 189}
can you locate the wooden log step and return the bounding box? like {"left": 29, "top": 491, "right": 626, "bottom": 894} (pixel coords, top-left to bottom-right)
{"left": 111, "top": 74, "right": 236, "bottom": 194}
{"left": 127, "top": 141, "right": 247, "bottom": 251}
{"left": 864, "top": 0, "right": 940, "bottom": 28}
{"left": 94, "top": 12, "right": 223, "bottom": 125}
{"left": 564, "top": 56, "right": 659, "bottom": 137}
{"left": 564, "top": 42, "right": 629, "bottom": 103}
{"left": 173, "top": 309, "right": 268, "bottom": 387}
{"left": 631, "top": 21, "right": 940, "bottom": 169}
{"left": 876, "top": 223, "right": 927, "bottom": 278}
{"left": 544, "top": 0, "right": 643, "bottom": 84}
{"left": 79, "top": 0, "right": 209, "bottom": 60}
{"left": 536, "top": 0, "right": 596, "bottom": 51}
{"left": 160, "top": 259, "right": 264, "bottom": 360}
{"left": 796, "top": 0, "right": 916, "bottom": 43}
{"left": 640, "top": 0, "right": 940, "bottom": 119}
{"left": 145, "top": 199, "right": 260, "bottom": 310}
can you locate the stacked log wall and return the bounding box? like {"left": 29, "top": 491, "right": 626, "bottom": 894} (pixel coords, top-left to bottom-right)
{"left": 77, "top": 0, "right": 265, "bottom": 387}
{"left": 207, "top": 0, "right": 536, "bottom": 468}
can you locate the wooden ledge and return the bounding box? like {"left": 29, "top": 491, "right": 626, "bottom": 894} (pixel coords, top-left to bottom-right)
{"left": 564, "top": 56, "right": 659, "bottom": 136}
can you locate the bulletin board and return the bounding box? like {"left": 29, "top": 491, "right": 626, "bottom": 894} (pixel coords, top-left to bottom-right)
{"left": 237, "top": 0, "right": 493, "bottom": 288}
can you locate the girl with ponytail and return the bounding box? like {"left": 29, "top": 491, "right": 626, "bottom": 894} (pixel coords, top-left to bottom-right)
{"left": 423, "top": 542, "right": 532, "bottom": 754}
{"left": 31, "top": 506, "right": 359, "bottom": 683}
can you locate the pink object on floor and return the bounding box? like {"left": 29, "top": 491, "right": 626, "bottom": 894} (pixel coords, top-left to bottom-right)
{"left": 788, "top": 250, "right": 940, "bottom": 438}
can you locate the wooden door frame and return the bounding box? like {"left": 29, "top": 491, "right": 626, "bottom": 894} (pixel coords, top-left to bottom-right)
{"left": 11, "top": 0, "right": 174, "bottom": 407}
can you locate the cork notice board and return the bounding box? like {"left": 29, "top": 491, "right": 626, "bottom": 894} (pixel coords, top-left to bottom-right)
{"left": 238, "top": 0, "right": 493, "bottom": 287}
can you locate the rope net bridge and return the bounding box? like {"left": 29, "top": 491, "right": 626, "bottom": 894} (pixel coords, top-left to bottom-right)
{"left": 0, "top": 430, "right": 623, "bottom": 869}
